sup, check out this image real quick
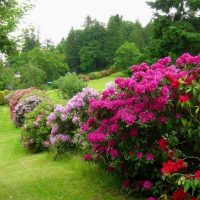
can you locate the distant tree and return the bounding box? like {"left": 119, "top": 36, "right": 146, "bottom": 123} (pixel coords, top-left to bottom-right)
{"left": 79, "top": 41, "right": 105, "bottom": 72}
{"left": 57, "top": 38, "right": 66, "bottom": 54}
{"left": 12, "top": 47, "right": 69, "bottom": 82}
{"left": 44, "top": 38, "right": 55, "bottom": 51}
{"left": 0, "top": 0, "right": 31, "bottom": 55}
{"left": 146, "top": 0, "right": 200, "bottom": 59}
{"left": 66, "top": 28, "right": 83, "bottom": 72}
{"left": 18, "top": 65, "right": 46, "bottom": 88}
{"left": 84, "top": 15, "right": 95, "bottom": 28}
{"left": 0, "top": 64, "right": 17, "bottom": 90}
{"left": 114, "top": 42, "right": 141, "bottom": 68}
{"left": 143, "top": 21, "right": 154, "bottom": 45}
{"left": 22, "top": 26, "right": 40, "bottom": 52}
{"left": 79, "top": 18, "right": 107, "bottom": 72}
{"left": 129, "top": 21, "right": 146, "bottom": 50}
{"left": 105, "top": 15, "right": 125, "bottom": 65}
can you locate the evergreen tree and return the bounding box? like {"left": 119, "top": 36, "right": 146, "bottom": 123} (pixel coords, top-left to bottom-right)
{"left": 146, "top": 0, "right": 200, "bottom": 59}
{"left": 22, "top": 27, "right": 40, "bottom": 52}
{"left": 66, "top": 28, "right": 83, "bottom": 72}
{"left": 129, "top": 21, "right": 146, "bottom": 50}
{"left": 105, "top": 15, "right": 125, "bottom": 65}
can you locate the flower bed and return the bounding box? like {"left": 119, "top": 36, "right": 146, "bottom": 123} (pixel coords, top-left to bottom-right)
{"left": 81, "top": 53, "right": 200, "bottom": 199}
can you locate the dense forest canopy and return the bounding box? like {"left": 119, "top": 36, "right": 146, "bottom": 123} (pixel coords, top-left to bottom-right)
{"left": 0, "top": 0, "right": 199, "bottom": 90}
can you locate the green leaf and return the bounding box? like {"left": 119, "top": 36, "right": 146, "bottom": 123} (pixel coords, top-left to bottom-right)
{"left": 184, "top": 180, "right": 191, "bottom": 192}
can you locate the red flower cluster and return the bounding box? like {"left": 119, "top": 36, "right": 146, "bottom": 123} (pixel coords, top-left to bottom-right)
{"left": 173, "top": 188, "right": 188, "bottom": 200}
{"left": 161, "top": 159, "right": 187, "bottom": 175}
{"left": 194, "top": 170, "right": 200, "bottom": 180}
{"left": 158, "top": 138, "right": 168, "bottom": 151}
{"left": 179, "top": 94, "right": 189, "bottom": 103}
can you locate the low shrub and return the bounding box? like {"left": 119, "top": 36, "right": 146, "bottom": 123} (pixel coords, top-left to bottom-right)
{"left": 13, "top": 95, "right": 43, "bottom": 127}
{"left": 3, "top": 90, "right": 9, "bottom": 96}
{"left": 88, "top": 72, "right": 101, "bottom": 80}
{"left": 88, "top": 67, "right": 118, "bottom": 80}
{"left": 53, "top": 73, "right": 87, "bottom": 99}
{"left": 0, "top": 90, "right": 10, "bottom": 105}
{"left": 0, "top": 91, "right": 5, "bottom": 105}
{"left": 78, "top": 74, "right": 90, "bottom": 82}
{"left": 22, "top": 100, "right": 56, "bottom": 152}
{"left": 47, "top": 87, "right": 99, "bottom": 158}
{"left": 81, "top": 53, "right": 200, "bottom": 199}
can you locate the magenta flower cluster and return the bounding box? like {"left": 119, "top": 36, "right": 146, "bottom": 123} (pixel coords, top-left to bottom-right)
{"left": 81, "top": 53, "right": 200, "bottom": 199}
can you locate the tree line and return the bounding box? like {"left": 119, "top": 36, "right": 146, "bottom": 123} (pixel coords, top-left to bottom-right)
{"left": 0, "top": 0, "right": 199, "bottom": 89}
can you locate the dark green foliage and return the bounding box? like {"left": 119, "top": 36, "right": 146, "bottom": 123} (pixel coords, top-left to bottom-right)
{"left": 66, "top": 28, "right": 83, "bottom": 72}
{"left": 146, "top": 0, "right": 200, "bottom": 59}
{"left": 0, "top": 0, "right": 31, "bottom": 55}
{"left": 129, "top": 21, "right": 146, "bottom": 50}
{"left": 114, "top": 42, "right": 141, "bottom": 68}
{"left": 22, "top": 27, "right": 40, "bottom": 52}
{"left": 53, "top": 73, "right": 87, "bottom": 99}
{"left": 12, "top": 47, "right": 69, "bottom": 83}
{"left": 18, "top": 65, "right": 46, "bottom": 88}
{"left": 0, "top": 64, "right": 17, "bottom": 90}
{"left": 61, "top": 15, "right": 147, "bottom": 73}
{"left": 104, "top": 15, "right": 125, "bottom": 66}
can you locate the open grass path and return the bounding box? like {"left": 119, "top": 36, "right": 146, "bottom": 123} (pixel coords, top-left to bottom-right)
{"left": 0, "top": 105, "right": 127, "bottom": 200}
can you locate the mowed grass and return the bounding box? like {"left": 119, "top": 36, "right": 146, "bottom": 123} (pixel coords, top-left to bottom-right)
{"left": 0, "top": 105, "right": 129, "bottom": 200}
{"left": 88, "top": 71, "right": 128, "bottom": 91}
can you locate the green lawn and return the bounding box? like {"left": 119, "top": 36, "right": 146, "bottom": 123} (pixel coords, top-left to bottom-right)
{"left": 0, "top": 105, "right": 129, "bottom": 200}
{"left": 88, "top": 71, "right": 128, "bottom": 91}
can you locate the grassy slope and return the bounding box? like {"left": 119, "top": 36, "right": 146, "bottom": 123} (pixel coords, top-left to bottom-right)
{"left": 0, "top": 105, "right": 128, "bottom": 200}
{"left": 88, "top": 72, "right": 128, "bottom": 91}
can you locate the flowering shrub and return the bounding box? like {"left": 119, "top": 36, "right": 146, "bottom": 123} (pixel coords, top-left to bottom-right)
{"left": 47, "top": 87, "right": 99, "bottom": 158}
{"left": 13, "top": 95, "right": 43, "bottom": 127}
{"left": 10, "top": 88, "right": 36, "bottom": 119}
{"left": 81, "top": 53, "right": 200, "bottom": 199}
{"left": 22, "top": 100, "right": 56, "bottom": 152}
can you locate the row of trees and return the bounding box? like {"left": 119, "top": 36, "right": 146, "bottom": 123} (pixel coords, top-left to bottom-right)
{"left": 0, "top": 0, "right": 199, "bottom": 90}
{"left": 61, "top": 15, "right": 150, "bottom": 73}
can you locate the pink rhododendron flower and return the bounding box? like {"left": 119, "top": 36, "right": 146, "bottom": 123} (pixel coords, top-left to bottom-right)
{"left": 122, "top": 179, "right": 130, "bottom": 189}
{"left": 147, "top": 197, "right": 156, "bottom": 200}
{"left": 143, "top": 180, "right": 152, "bottom": 190}
{"left": 136, "top": 152, "right": 143, "bottom": 159}
{"left": 109, "top": 149, "right": 119, "bottom": 158}
{"left": 130, "top": 129, "right": 138, "bottom": 137}
{"left": 83, "top": 154, "right": 92, "bottom": 161}
{"left": 146, "top": 153, "right": 154, "bottom": 161}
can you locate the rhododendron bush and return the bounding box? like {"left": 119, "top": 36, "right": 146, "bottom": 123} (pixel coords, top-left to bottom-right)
{"left": 22, "top": 100, "right": 56, "bottom": 152}
{"left": 81, "top": 53, "right": 200, "bottom": 199}
{"left": 47, "top": 87, "right": 99, "bottom": 158}
{"left": 13, "top": 95, "right": 43, "bottom": 127}
{"left": 10, "top": 87, "right": 36, "bottom": 119}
